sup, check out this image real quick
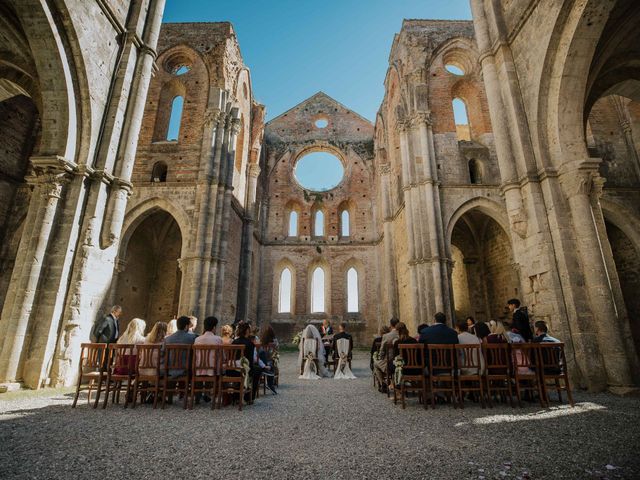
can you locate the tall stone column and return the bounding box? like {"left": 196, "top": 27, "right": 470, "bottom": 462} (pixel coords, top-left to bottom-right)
{"left": 213, "top": 115, "right": 241, "bottom": 320}
{"left": 236, "top": 163, "right": 261, "bottom": 322}
{"left": 398, "top": 121, "right": 426, "bottom": 327}
{"left": 380, "top": 163, "right": 399, "bottom": 319}
{"left": 560, "top": 169, "right": 634, "bottom": 387}
{"left": 0, "top": 170, "right": 66, "bottom": 384}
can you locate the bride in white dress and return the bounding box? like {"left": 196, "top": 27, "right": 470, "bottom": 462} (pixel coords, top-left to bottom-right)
{"left": 298, "top": 324, "right": 330, "bottom": 379}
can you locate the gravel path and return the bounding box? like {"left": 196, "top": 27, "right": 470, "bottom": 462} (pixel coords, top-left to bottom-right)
{"left": 0, "top": 351, "right": 638, "bottom": 479}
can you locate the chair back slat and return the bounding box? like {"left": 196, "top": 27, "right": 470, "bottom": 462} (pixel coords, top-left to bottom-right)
{"left": 537, "top": 342, "right": 564, "bottom": 374}
{"left": 136, "top": 344, "right": 162, "bottom": 372}
{"left": 510, "top": 343, "right": 538, "bottom": 370}
{"left": 456, "top": 344, "right": 482, "bottom": 371}
{"left": 221, "top": 345, "right": 245, "bottom": 368}
{"left": 164, "top": 344, "right": 192, "bottom": 370}
{"left": 398, "top": 344, "right": 425, "bottom": 369}
{"left": 107, "top": 344, "right": 135, "bottom": 372}
{"left": 192, "top": 344, "right": 222, "bottom": 375}
{"left": 482, "top": 343, "right": 510, "bottom": 374}
{"left": 427, "top": 344, "right": 456, "bottom": 371}
{"left": 80, "top": 343, "right": 108, "bottom": 371}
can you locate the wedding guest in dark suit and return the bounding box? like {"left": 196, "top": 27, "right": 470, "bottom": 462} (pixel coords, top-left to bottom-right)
{"left": 164, "top": 315, "right": 197, "bottom": 377}
{"left": 507, "top": 298, "right": 532, "bottom": 342}
{"left": 332, "top": 322, "right": 353, "bottom": 361}
{"left": 419, "top": 312, "right": 458, "bottom": 375}
{"left": 93, "top": 305, "right": 122, "bottom": 344}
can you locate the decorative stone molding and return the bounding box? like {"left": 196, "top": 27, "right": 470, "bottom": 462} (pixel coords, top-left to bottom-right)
{"left": 203, "top": 108, "right": 222, "bottom": 128}
{"left": 560, "top": 170, "right": 603, "bottom": 198}
{"left": 410, "top": 111, "right": 432, "bottom": 127}
{"left": 248, "top": 163, "right": 261, "bottom": 178}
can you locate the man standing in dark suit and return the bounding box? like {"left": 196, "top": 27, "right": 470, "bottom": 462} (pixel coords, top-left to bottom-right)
{"left": 93, "top": 305, "right": 122, "bottom": 344}
{"left": 507, "top": 298, "right": 532, "bottom": 342}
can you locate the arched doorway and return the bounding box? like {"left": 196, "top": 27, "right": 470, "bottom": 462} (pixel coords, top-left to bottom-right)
{"left": 0, "top": 93, "right": 39, "bottom": 308}
{"left": 605, "top": 220, "right": 640, "bottom": 357}
{"left": 114, "top": 210, "right": 183, "bottom": 326}
{"left": 450, "top": 208, "right": 519, "bottom": 323}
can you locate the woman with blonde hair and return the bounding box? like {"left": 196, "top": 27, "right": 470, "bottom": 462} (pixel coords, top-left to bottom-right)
{"left": 117, "top": 318, "right": 147, "bottom": 345}
{"left": 220, "top": 324, "right": 234, "bottom": 345}
{"left": 487, "top": 320, "right": 507, "bottom": 343}
{"left": 145, "top": 321, "right": 168, "bottom": 344}
{"left": 166, "top": 318, "right": 178, "bottom": 336}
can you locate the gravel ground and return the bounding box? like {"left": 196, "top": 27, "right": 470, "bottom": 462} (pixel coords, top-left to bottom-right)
{"left": 0, "top": 351, "right": 638, "bottom": 479}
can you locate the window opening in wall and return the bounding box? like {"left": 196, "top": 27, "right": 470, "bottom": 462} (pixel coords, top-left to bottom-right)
{"left": 347, "top": 267, "right": 359, "bottom": 312}
{"left": 151, "top": 161, "right": 168, "bottom": 182}
{"left": 314, "top": 210, "right": 324, "bottom": 236}
{"left": 288, "top": 211, "right": 298, "bottom": 237}
{"left": 295, "top": 151, "right": 344, "bottom": 191}
{"left": 311, "top": 267, "right": 325, "bottom": 313}
{"left": 167, "top": 95, "right": 184, "bottom": 141}
{"left": 315, "top": 118, "right": 328, "bottom": 128}
{"left": 452, "top": 98, "right": 470, "bottom": 141}
{"left": 175, "top": 65, "right": 190, "bottom": 75}
{"left": 341, "top": 210, "right": 350, "bottom": 236}
{"left": 278, "top": 268, "right": 292, "bottom": 313}
{"left": 468, "top": 159, "right": 481, "bottom": 184}
{"left": 445, "top": 64, "right": 464, "bottom": 76}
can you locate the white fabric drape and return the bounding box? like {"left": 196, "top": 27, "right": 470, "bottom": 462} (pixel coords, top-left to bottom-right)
{"left": 298, "top": 325, "right": 330, "bottom": 379}
{"left": 333, "top": 338, "right": 356, "bottom": 379}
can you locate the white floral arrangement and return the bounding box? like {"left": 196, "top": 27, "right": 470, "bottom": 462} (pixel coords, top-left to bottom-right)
{"left": 292, "top": 330, "right": 303, "bottom": 345}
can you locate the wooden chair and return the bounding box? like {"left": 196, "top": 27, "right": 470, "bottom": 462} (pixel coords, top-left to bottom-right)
{"left": 132, "top": 344, "right": 162, "bottom": 409}
{"left": 510, "top": 343, "right": 545, "bottom": 407}
{"left": 162, "top": 344, "right": 192, "bottom": 409}
{"left": 72, "top": 343, "right": 108, "bottom": 409}
{"left": 218, "top": 344, "right": 252, "bottom": 411}
{"left": 189, "top": 344, "right": 222, "bottom": 409}
{"left": 257, "top": 342, "right": 279, "bottom": 395}
{"left": 482, "top": 343, "right": 514, "bottom": 408}
{"left": 455, "top": 344, "right": 486, "bottom": 409}
{"left": 537, "top": 342, "right": 574, "bottom": 407}
{"left": 102, "top": 343, "right": 136, "bottom": 409}
{"left": 394, "top": 344, "right": 427, "bottom": 409}
{"left": 426, "top": 344, "right": 458, "bottom": 409}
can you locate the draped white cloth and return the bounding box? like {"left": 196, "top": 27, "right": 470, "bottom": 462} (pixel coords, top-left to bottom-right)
{"left": 333, "top": 338, "right": 356, "bottom": 379}
{"left": 298, "top": 325, "right": 330, "bottom": 379}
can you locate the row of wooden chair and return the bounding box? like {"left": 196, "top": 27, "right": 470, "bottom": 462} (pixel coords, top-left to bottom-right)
{"left": 384, "top": 342, "right": 574, "bottom": 410}
{"left": 72, "top": 342, "right": 277, "bottom": 411}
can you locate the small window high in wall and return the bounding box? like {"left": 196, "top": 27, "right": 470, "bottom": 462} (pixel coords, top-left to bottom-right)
{"left": 340, "top": 210, "right": 350, "bottom": 237}
{"left": 468, "top": 159, "right": 482, "bottom": 184}
{"left": 151, "top": 161, "right": 168, "bottom": 182}
{"left": 278, "top": 268, "right": 292, "bottom": 313}
{"left": 452, "top": 98, "right": 470, "bottom": 141}
{"left": 311, "top": 267, "right": 325, "bottom": 313}
{"left": 167, "top": 95, "right": 184, "bottom": 141}
{"left": 314, "top": 210, "right": 324, "bottom": 237}
{"left": 288, "top": 211, "right": 298, "bottom": 237}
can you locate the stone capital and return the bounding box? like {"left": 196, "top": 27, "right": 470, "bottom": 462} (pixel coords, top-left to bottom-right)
{"left": 203, "top": 108, "right": 222, "bottom": 128}
{"left": 410, "top": 111, "right": 432, "bottom": 128}
{"left": 395, "top": 119, "right": 410, "bottom": 134}
{"left": 560, "top": 169, "right": 603, "bottom": 198}
{"left": 248, "top": 163, "right": 261, "bottom": 178}
{"left": 379, "top": 163, "right": 392, "bottom": 175}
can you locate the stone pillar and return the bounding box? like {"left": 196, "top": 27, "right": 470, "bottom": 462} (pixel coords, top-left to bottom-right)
{"left": 398, "top": 121, "right": 426, "bottom": 328}
{"left": 236, "top": 162, "right": 261, "bottom": 322}
{"left": 560, "top": 169, "right": 634, "bottom": 387}
{"left": 611, "top": 96, "right": 640, "bottom": 181}
{"left": 0, "top": 169, "right": 66, "bottom": 383}
{"left": 380, "top": 163, "right": 399, "bottom": 319}
{"left": 213, "top": 115, "right": 241, "bottom": 320}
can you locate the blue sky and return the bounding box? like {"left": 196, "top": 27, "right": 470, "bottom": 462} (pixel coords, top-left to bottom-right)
{"left": 163, "top": 0, "right": 472, "bottom": 122}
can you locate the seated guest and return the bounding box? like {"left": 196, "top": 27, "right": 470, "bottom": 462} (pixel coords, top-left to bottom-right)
{"left": 505, "top": 323, "right": 525, "bottom": 344}
{"left": 415, "top": 324, "right": 429, "bottom": 340}
{"left": 164, "top": 315, "right": 197, "bottom": 377}
{"left": 371, "top": 326, "right": 390, "bottom": 371}
{"left": 188, "top": 316, "right": 198, "bottom": 333}
{"left": 455, "top": 321, "right": 484, "bottom": 375}
{"left": 194, "top": 316, "right": 223, "bottom": 371}
{"left": 466, "top": 316, "right": 476, "bottom": 335}
{"left": 117, "top": 318, "right": 147, "bottom": 345}
{"left": 232, "top": 322, "right": 261, "bottom": 399}
{"left": 393, "top": 322, "right": 420, "bottom": 376}
{"left": 332, "top": 323, "right": 353, "bottom": 358}
{"left": 419, "top": 312, "right": 459, "bottom": 375}
{"left": 532, "top": 321, "right": 561, "bottom": 343}
{"left": 320, "top": 319, "right": 334, "bottom": 337}
{"left": 138, "top": 321, "right": 167, "bottom": 380}
{"left": 374, "top": 318, "right": 400, "bottom": 392}
{"left": 258, "top": 324, "right": 278, "bottom": 394}
{"left": 221, "top": 325, "right": 234, "bottom": 345}
{"left": 487, "top": 320, "right": 508, "bottom": 343}
{"left": 474, "top": 322, "right": 491, "bottom": 343}
{"left": 166, "top": 318, "right": 178, "bottom": 337}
